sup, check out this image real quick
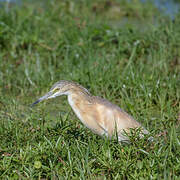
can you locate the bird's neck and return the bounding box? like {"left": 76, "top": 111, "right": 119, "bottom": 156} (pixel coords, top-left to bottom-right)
{"left": 67, "top": 92, "right": 92, "bottom": 123}
{"left": 67, "top": 91, "right": 91, "bottom": 107}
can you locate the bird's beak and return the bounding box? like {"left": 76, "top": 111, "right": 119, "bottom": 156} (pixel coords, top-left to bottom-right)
{"left": 31, "top": 91, "right": 54, "bottom": 107}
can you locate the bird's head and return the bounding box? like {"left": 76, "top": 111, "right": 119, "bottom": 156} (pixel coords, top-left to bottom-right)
{"left": 31, "top": 80, "right": 90, "bottom": 106}
{"left": 31, "top": 80, "right": 74, "bottom": 106}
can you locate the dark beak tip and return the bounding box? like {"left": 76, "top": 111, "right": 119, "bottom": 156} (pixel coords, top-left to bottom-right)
{"left": 30, "top": 99, "right": 40, "bottom": 107}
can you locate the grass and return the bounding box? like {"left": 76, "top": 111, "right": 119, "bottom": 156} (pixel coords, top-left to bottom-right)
{"left": 0, "top": 0, "right": 179, "bottom": 179}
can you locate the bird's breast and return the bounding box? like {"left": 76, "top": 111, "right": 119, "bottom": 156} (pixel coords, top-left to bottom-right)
{"left": 67, "top": 94, "right": 104, "bottom": 135}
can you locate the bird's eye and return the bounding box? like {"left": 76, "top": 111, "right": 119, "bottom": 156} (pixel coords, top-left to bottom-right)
{"left": 53, "top": 88, "right": 59, "bottom": 93}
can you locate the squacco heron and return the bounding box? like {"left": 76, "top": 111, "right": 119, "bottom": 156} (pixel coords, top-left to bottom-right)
{"left": 32, "top": 80, "right": 150, "bottom": 142}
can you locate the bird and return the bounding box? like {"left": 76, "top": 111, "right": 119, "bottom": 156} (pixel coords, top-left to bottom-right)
{"left": 31, "top": 80, "right": 150, "bottom": 142}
